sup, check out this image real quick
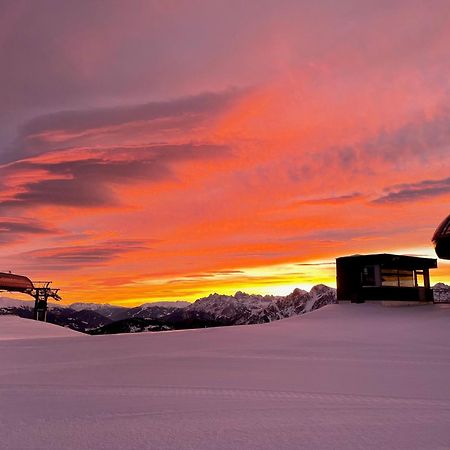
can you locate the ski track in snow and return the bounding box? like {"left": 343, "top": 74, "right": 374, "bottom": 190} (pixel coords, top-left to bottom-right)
{"left": 2, "top": 384, "right": 450, "bottom": 408}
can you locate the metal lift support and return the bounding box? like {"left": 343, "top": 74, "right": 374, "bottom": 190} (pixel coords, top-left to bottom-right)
{"left": 31, "top": 281, "right": 61, "bottom": 321}
{"left": 0, "top": 272, "right": 61, "bottom": 321}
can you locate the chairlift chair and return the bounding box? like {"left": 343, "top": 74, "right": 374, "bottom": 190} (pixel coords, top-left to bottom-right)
{"left": 433, "top": 214, "right": 450, "bottom": 260}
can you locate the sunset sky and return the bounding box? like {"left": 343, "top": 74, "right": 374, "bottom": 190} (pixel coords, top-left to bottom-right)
{"left": 1, "top": 0, "right": 449, "bottom": 305}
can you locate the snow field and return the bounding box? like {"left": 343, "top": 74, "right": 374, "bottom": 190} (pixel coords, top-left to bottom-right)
{"left": 1, "top": 303, "right": 450, "bottom": 449}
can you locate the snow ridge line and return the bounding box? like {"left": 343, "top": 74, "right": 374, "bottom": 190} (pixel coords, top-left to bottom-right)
{"left": 1, "top": 384, "right": 449, "bottom": 408}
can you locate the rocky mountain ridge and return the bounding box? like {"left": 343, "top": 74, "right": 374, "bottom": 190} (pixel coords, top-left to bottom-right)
{"left": 90, "top": 284, "right": 337, "bottom": 334}
{"left": 2, "top": 283, "right": 448, "bottom": 334}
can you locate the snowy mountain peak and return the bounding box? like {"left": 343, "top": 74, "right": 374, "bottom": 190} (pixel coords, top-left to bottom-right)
{"left": 139, "top": 301, "right": 190, "bottom": 309}
{"left": 69, "top": 302, "right": 124, "bottom": 311}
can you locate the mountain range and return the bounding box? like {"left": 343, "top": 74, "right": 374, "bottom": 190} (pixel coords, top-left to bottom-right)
{"left": 0, "top": 285, "right": 338, "bottom": 334}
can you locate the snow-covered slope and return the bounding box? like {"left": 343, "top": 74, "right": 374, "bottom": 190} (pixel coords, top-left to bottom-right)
{"left": 0, "top": 316, "right": 81, "bottom": 340}
{"left": 0, "top": 297, "right": 35, "bottom": 308}
{"left": 0, "top": 297, "right": 63, "bottom": 310}
{"left": 0, "top": 300, "right": 112, "bottom": 333}
{"left": 1, "top": 303, "right": 450, "bottom": 449}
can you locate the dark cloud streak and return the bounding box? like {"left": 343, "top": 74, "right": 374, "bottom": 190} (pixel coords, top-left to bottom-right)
{"left": 0, "top": 219, "right": 57, "bottom": 244}
{"left": 5, "top": 89, "right": 246, "bottom": 162}
{"left": 374, "top": 176, "right": 450, "bottom": 203}
{"left": 0, "top": 144, "right": 230, "bottom": 210}
{"left": 21, "top": 89, "right": 245, "bottom": 138}
{"left": 293, "top": 192, "right": 362, "bottom": 206}
{"left": 18, "top": 239, "right": 148, "bottom": 270}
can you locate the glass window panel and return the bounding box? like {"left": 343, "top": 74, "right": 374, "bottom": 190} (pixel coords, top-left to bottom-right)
{"left": 381, "top": 269, "right": 399, "bottom": 287}
{"left": 398, "top": 270, "right": 414, "bottom": 287}
{"left": 362, "top": 266, "right": 376, "bottom": 286}
{"left": 416, "top": 271, "right": 425, "bottom": 287}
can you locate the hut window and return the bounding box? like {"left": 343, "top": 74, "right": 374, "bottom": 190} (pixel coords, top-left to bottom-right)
{"left": 381, "top": 269, "right": 399, "bottom": 287}
{"left": 381, "top": 269, "right": 415, "bottom": 287}
{"left": 398, "top": 270, "right": 415, "bottom": 287}
{"left": 415, "top": 270, "right": 425, "bottom": 287}
{"left": 362, "top": 266, "right": 376, "bottom": 286}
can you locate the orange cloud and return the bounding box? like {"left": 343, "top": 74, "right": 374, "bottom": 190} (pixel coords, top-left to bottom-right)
{"left": 1, "top": 2, "right": 449, "bottom": 304}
